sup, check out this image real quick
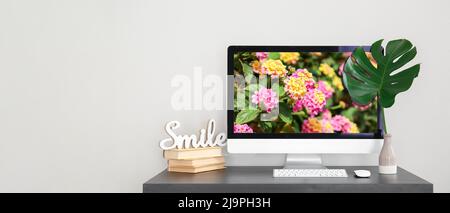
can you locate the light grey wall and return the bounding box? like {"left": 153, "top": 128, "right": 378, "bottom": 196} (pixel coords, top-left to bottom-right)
{"left": 0, "top": 0, "right": 449, "bottom": 192}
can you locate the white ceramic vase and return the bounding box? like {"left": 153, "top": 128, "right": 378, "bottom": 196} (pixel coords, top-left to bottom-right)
{"left": 379, "top": 133, "right": 397, "bottom": 174}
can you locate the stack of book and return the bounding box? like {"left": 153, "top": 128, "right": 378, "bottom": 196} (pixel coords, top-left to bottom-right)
{"left": 164, "top": 146, "right": 225, "bottom": 173}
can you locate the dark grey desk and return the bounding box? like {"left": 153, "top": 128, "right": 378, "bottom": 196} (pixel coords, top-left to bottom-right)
{"left": 143, "top": 166, "right": 432, "bottom": 193}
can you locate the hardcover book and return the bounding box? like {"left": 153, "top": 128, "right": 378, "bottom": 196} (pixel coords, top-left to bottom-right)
{"left": 163, "top": 146, "right": 223, "bottom": 160}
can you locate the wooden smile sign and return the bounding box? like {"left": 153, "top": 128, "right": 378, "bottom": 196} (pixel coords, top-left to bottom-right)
{"left": 159, "top": 119, "right": 227, "bottom": 150}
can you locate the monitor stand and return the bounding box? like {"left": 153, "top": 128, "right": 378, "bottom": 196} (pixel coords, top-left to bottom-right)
{"left": 283, "top": 154, "right": 327, "bottom": 169}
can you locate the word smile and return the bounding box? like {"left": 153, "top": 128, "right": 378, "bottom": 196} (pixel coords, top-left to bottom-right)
{"left": 159, "top": 119, "right": 226, "bottom": 150}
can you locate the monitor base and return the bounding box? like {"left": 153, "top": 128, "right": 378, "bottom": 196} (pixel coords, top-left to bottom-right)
{"left": 283, "top": 154, "right": 327, "bottom": 169}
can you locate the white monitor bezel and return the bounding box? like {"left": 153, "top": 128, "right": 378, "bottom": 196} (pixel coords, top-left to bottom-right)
{"left": 227, "top": 46, "right": 384, "bottom": 154}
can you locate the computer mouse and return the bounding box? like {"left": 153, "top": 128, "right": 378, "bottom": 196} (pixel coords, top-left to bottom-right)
{"left": 354, "top": 170, "right": 371, "bottom": 178}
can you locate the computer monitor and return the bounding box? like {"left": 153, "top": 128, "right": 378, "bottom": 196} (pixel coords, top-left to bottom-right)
{"left": 227, "top": 46, "right": 384, "bottom": 168}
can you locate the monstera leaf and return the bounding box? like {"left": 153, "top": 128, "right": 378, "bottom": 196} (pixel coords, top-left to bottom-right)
{"left": 343, "top": 39, "right": 420, "bottom": 108}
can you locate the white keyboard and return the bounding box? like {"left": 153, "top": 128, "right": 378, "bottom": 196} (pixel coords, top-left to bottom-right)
{"left": 273, "top": 169, "right": 348, "bottom": 177}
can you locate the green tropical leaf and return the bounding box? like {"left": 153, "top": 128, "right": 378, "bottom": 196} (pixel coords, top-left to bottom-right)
{"left": 292, "top": 111, "right": 307, "bottom": 118}
{"left": 342, "top": 107, "right": 357, "bottom": 120}
{"left": 241, "top": 61, "right": 253, "bottom": 76}
{"left": 292, "top": 120, "right": 300, "bottom": 133}
{"left": 343, "top": 39, "right": 420, "bottom": 108}
{"left": 240, "top": 61, "right": 257, "bottom": 84}
{"left": 278, "top": 102, "right": 293, "bottom": 124}
{"left": 268, "top": 52, "right": 280, "bottom": 60}
{"left": 325, "top": 98, "right": 333, "bottom": 108}
{"left": 280, "top": 123, "right": 294, "bottom": 133}
{"left": 259, "top": 121, "right": 273, "bottom": 133}
{"left": 235, "top": 109, "right": 260, "bottom": 124}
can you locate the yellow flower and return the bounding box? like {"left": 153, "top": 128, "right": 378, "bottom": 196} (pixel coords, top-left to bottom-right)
{"left": 280, "top": 52, "right": 300, "bottom": 65}
{"left": 285, "top": 77, "right": 308, "bottom": 99}
{"left": 332, "top": 76, "right": 344, "bottom": 91}
{"left": 313, "top": 89, "right": 326, "bottom": 104}
{"left": 303, "top": 117, "right": 334, "bottom": 133}
{"left": 297, "top": 68, "right": 314, "bottom": 79}
{"left": 251, "top": 60, "right": 266, "bottom": 74}
{"left": 262, "top": 59, "right": 287, "bottom": 77}
{"left": 284, "top": 69, "right": 315, "bottom": 100}
{"left": 349, "top": 122, "right": 359, "bottom": 133}
{"left": 321, "top": 120, "right": 334, "bottom": 133}
{"left": 318, "top": 63, "right": 336, "bottom": 78}
{"left": 339, "top": 101, "right": 346, "bottom": 108}
{"left": 305, "top": 118, "right": 322, "bottom": 133}
{"left": 288, "top": 66, "right": 296, "bottom": 73}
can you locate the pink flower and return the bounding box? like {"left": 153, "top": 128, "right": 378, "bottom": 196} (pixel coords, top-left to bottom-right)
{"left": 293, "top": 99, "right": 303, "bottom": 112}
{"left": 331, "top": 115, "right": 348, "bottom": 132}
{"left": 301, "top": 117, "right": 334, "bottom": 133}
{"left": 301, "top": 117, "right": 322, "bottom": 133}
{"left": 339, "top": 52, "right": 352, "bottom": 76}
{"left": 322, "top": 109, "right": 332, "bottom": 120}
{"left": 292, "top": 69, "right": 316, "bottom": 90}
{"left": 331, "top": 115, "right": 359, "bottom": 133}
{"left": 320, "top": 119, "right": 334, "bottom": 133}
{"left": 295, "top": 89, "right": 326, "bottom": 117}
{"left": 251, "top": 60, "right": 268, "bottom": 75}
{"left": 251, "top": 87, "right": 278, "bottom": 112}
{"left": 234, "top": 124, "right": 253, "bottom": 133}
{"left": 317, "top": 80, "right": 334, "bottom": 99}
{"left": 338, "top": 63, "right": 344, "bottom": 76}
{"left": 343, "top": 52, "right": 352, "bottom": 58}
{"left": 256, "top": 52, "right": 268, "bottom": 61}
{"left": 301, "top": 111, "right": 358, "bottom": 133}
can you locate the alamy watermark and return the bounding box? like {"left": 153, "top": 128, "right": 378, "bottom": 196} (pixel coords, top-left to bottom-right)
{"left": 170, "top": 67, "right": 279, "bottom": 119}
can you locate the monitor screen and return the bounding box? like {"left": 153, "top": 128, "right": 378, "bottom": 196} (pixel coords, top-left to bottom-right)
{"left": 231, "top": 50, "right": 379, "bottom": 136}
